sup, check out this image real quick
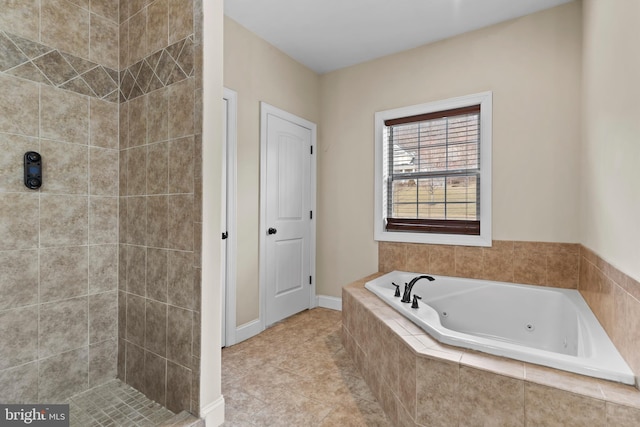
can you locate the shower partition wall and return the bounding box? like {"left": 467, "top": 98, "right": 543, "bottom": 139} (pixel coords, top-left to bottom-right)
{"left": 0, "top": 0, "right": 203, "bottom": 417}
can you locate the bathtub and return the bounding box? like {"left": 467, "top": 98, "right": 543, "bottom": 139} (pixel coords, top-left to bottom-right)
{"left": 365, "top": 271, "right": 635, "bottom": 385}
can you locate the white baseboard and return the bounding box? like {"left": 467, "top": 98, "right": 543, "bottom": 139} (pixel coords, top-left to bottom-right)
{"left": 234, "top": 319, "right": 263, "bottom": 344}
{"left": 317, "top": 295, "right": 342, "bottom": 311}
{"left": 201, "top": 395, "right": 224, "bottom": 426}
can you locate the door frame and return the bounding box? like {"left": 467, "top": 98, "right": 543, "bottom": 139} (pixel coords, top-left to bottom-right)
{"left": 259, "top": 102, "right": 317, "bottom": 329}
{"left": 222, "top": 87, "right": 238, "bottom": 346}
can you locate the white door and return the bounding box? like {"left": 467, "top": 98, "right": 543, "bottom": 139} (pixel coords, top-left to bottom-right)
{"left": 261, "top": 103, "right": 316, "bottom": 326}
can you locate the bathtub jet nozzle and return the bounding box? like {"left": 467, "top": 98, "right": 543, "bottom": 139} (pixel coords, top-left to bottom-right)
{"left": 401, "top": 275, "right": 435, "bottom": 303}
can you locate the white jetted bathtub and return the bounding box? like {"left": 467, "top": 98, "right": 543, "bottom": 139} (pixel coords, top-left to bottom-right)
{"left": 365, "top": 271, "right": 635, "bottom": 385}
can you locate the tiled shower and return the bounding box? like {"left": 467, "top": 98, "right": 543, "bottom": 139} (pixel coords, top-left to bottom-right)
{"left": 0, "top": 0, "right": 203, "bottom": 416}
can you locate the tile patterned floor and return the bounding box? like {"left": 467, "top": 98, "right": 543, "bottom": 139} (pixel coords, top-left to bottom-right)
{"left": 67, "top": 379, "right": 176, "bottom": 427}
{"left": 222, "top": 308, "right": 390, "bottom": 426}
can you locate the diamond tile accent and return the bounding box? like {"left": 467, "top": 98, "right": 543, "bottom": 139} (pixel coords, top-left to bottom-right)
{"left": 0, "top": 30, "right": 119, "bottom": 103}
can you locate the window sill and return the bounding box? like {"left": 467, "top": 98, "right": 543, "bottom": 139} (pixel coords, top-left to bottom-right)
{"left": 374, "top": 228, "right": 492, "bottom": 247}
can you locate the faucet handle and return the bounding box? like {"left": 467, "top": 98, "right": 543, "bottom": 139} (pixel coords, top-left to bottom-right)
{"left": 392, "top": 282, "right": 401, "bottom": 297}
{"left": 411, "top": 295, "right": 422, "bottom": 309}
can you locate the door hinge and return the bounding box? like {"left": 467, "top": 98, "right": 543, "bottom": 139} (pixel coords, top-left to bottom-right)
{"left": 309, "top": 276, "right": 312, "bottom": 285}
{"left": 310, "top": 210, "right": 313, "bottom": 219}
{"left": 310, "top": 145, "right": 313, "bottom": 155}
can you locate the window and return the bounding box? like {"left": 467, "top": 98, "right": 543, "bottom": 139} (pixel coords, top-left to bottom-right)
{"left": 375, "top": 92, "right": 492, "bottom": 246}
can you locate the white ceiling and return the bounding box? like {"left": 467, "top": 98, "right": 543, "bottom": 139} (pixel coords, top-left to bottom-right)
{"left": 224, "top": 0, "right": 573, "bottom": 74}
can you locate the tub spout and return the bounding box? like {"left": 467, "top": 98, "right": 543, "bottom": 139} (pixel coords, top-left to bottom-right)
{"left": 401, "top": 275, "right": 435, "bottom": 303}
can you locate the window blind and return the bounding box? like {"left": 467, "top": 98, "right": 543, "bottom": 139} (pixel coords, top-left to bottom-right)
{"left": 384, "top": 105, "right": 481, "bottom": 235}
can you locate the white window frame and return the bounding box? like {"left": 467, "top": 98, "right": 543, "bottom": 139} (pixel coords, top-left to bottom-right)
{"left": 374, "top": 91, "right": 492, "bottom": 247}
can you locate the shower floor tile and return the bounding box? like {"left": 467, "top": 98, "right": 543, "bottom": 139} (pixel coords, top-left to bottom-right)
{"left": 67, "top": 379, "right": 175, "bottom": 427}
{"left": 222, "top": 308, "right": 389, "bottom": 426}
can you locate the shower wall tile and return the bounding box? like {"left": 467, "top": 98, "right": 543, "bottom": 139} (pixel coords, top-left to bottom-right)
{"left": 39, "top": 246, "right": 88, "bottom": 303}
{"left": 127, "top": 196, "right": 147, "bottom": 245}
{"left": 126, "top": 245, "right": 147, "bottom": 296}
{"left": 167, "top": 305, "right": 192, "bottom": 367}
{"left": 0, "top": 74, "right": 39, "bottom": 136}
{"left": 41, "top": 85, "right": 90, "bottom": 145}
{"left": 166, "top": 361, "right": 191, "bottom": 413}
{"left": 89, "top": 244, "right": 118, "bottom": 293}
{"left": 41, "top": 0, "right": 90, "bottom": 69}
{"left": 0, "top": 193, "right": 39, "bottom": 251}
{"left": 168, "top": 250, "right": 194, "bottom": 309}
{"left": 0, "top": 134, "right": 39, "bottom": 193}
{"left": 0, "top": 0, "right": 40, "bottom": 40}
{"left": 38, "top": 347, "right": 89, "bottom": 403}
{"left": 89, "top": 339, "right": 117, "bottom": 387}
{"left": 89, "top": 291, "right": 118, "bottom": 343}
{"left": 145, "top": 300, "right": 167, "bottom": 356}
{"left": 0, "top": 306, "right": 38, "bottom": 370}
{"left": 168, "top": 0, "right": 193, "bottom": 44}
{"left": 0, "top": 250, "right": 39, "bottom": 310}
{"left": 168, "top": 78, "right": 194, "bottom": 138}
{"left": 126, "top": 146, "right": 148, "bottom": 195}
{"left": 148, "top": 89, "right": 169, "bottom": 144}
{"left": 147, "top": 248, "right": 168, "bottom": 302}
{"left": 40, "top": 140, "right": 89, "bottom": 194}
{"left": 144, "top": 350, "right": 167, "bottom": 405}
{"left": 169, "top": 136, "right": 194, "bottom": 193}
{"left": 40, "top": 195, "right": 88, "bottom": 247}
{"left": 91, "top": 0, "right": 119, "bottom": 23}
{"left": 147, "top": 142, "right": 169, "bottom": 194}
{"left": 147, "top": 0, "right": 169, "bottom": 54}
{"left": 90, "top": 147, "right": 119, "bottom": 195}
{"left": 39, "top": 296, "right": 88, "bottom": 358}
{"left": 147, "top": 195, "right": 168, "bottom": 247}
{"left": 90, "top": 13, "right": 119, "bottom": 70}
{"left": 416, "top": 356, "right": 459, "bottom": 426}
{"left": 126, "top": 294, "right": 146, "bottom": 347}
{"left": 89, "top": 196, "right": 118, "bottom": 244}
{"left": 129, "top": 8, "right": 148, "bottom": 64}
{"left": 0, "top": 362, "right": 39, "bottom": 404}
{"left": 128, "top": 96, "right": 148, "bottom": 147}
{"left": 125, "top": 342, "right": 145, "bottom": 392}
{"left": 168, "top": 194, "right": 193, "bottom": 251}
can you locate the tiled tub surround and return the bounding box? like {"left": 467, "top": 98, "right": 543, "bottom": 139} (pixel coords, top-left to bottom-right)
{"left": 0, "top": 0, "right": 119, "bottom": 403}
{"left": 118, "top": 0, "right": 203, "bottom": 415}
{"left": 343, "top": 275, "right": 640, "bottom": 426}
{"left": 379, "top": 240, "right": 640, "bottom": 383}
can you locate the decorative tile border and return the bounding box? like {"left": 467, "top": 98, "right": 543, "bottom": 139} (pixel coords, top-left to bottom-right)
{"left": 119, "top": 36, "right": 194, "bottom": 102}
{"left": 0, "top": 30, "right": 119, "bottom": 102}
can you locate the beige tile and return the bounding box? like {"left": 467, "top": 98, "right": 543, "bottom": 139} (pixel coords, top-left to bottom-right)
{"left": 41, "top": 0, "right": 90, "bottom": 60}
{"left": 416, "top": 356, "right": 459, "bottom": 426}
{"left": 460, "top": 351, "right": 524, "bottom": 380}
{"left": 0, "top": 74, "right": 39, "bottom": 137}
{"left": 89, "top": 291, "right": 117, "bottom": 343}
{"left": 126, "top": 245, "right": 146, "bottom": 296}
{"left": 166, "top": 361, "right": 191, "bottom": 413}
{"left": 90, "top": 13, "right": 118, "bottom": 69}
{"left": 41, "top": 85, "right": 89, "bottom": 145}
{"left": 547, "top": 251, "right": 579, "bottom": 288}
{"left": 126, "top": 294, "right": 145, "bottom": 347}
{"left": 145, "top": 299, "right": 167, "bottom": 357}
{"left": 513, "top": 247, "right": 546, "bottom": 286}
{"left": 167, "top": 305, "right": 192, "bottom": 367}
{"left": 0, "top": 133, "right": 39, "bottom": 192}
{"left": 38, "top": 347, "right": 89, "bottom": 402}
{"left": 89, "top": 196, "right": 117, "bottom": 244}
{"left": 90, "top": 147, "right": 118, "bottom": 195}
{"left": 405, "top": 243, "right": 429, "bottom": 273}
{"left": 0, "top": 306, "right": 38, "bottom": 370}
{"left": 144, "top": 350, "right": 167, "bottom": 406}
{"left": 128, "top": 7, "right": 147, "bottom": 63}
{"left": 378, "top": 241, "right": 406, "bottom": 272}
{"left": 455, "top": 246, "right": 483, "bottom": 279}
{"left": 524, "top": 364, "right": 605, "bottom": 399}
{"left": 119, "top": 100, "right": 130, "bottom": 150}
{"left": 126, "top": 146, "right": 147, "bottom": 196}
{"left": 39, "top": 296, "right": 88, "bottom": 358}
{"left": 119, "top": 19, "right": 130, "bottom": 69}
{"left": 429, "top": 245, "right": 455, "bottom": 276}
{"left": 607, "top": 403, "right": 640, "bottom": 427}
{"left": 398, "top": 342, "right": 416, "bottom": 420}
{"left": 482, "top": 240, "right": 514, "bottom": 282}
{"left": 89, "top": 98, "right": 118, "bottom": 149}
{"left": 459, "top": 366, "right": 524, "bottom": 426}
{"left": 40, "top": 195, "right": 88, "bottom": 247}
{"left": 147, "top": 141, "right": 169, "bottom": 194}
{"left": 124, "top": 341, "right": 144, "bottom": 391}
{"left": 40, "top": 246, "right": 88, "bottom": 303}
{"left": 128, "top": 95, "right": 147, "bottom": 147}
{"left": 147, "top": 0, "right": 168, "bottom": 53}
{"left": 40, "top": 140, "right": 88, "bottom": 194}
{"left": 90, "top": 0, "right": 119, "bottom": 22}
{"left": 126, "top": 196, "right": 146, "bottom": 245}
{"left": 88, "top": 339, "right": 117, "bottom": 387}
{"left": 525, "top": 382, "right": 605, "bottom": 427}
{"left": 0, "top": 193, "right": 39, "bottom": 250}
{"left": 168, "top": 135, "right": 194, "bottom": 193}
{"left": 621, "top": 294, "right": 640, "bottom": 376}
{"left": 148, "top": 88, "right": 170, "bottom": 144}
{"left": 0, "top": 0, "right": 40, "bottom": 40}
{"left": 89, "top": 244, "right": 118, "bottom": 293}
{"left": 0, "top": 250, "right": 38, "bottom": 310}
{"left": 147, "top": 248, "right": 168, "bottom": 302}
{"left": 168, "top": 0, "right": 193, "bottom": 44}
{"left": 168, "top": 78, "right": 195, "bottom": 139}
{"left": 0, "top": 362, "right": 38, "bottom": 404}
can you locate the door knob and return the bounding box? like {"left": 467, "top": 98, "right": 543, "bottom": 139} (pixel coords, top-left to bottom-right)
{"left": 268, "top": 227, "right": 277, "bottom": 235}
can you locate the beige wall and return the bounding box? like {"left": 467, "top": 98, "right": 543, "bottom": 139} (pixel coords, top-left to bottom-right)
{"left": 318, "top": 2, "right": 583, "bottom": 297}
{"left": 581, "top": 0, "right": 640, "bottom": 282}
{"left": 224, "top": 17, "right": 321, "bottom": 325}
